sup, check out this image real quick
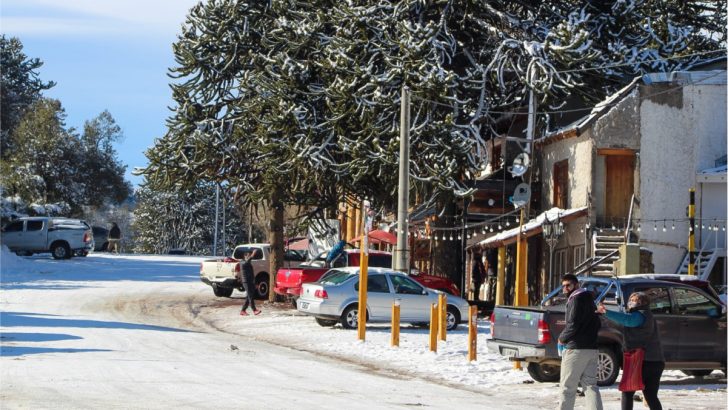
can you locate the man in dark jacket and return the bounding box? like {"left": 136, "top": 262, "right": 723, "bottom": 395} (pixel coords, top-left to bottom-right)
{"left": 239, "top": 250, "right": 261, "bottom": 316}
{"left": 108, "top": 222, "right": 121, "bottom": 254}
{"left": 557, "top": 273, "right": 603, "bottom": 410}
{"left": 471, "top": 252, "right": 486, "bottom": 301}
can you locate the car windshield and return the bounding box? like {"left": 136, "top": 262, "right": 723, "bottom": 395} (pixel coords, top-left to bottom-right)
{"left": 319, "top": 269, "right": 356, "bottom": 285}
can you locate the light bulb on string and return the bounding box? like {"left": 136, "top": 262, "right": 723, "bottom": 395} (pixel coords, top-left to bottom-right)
{"left": 516, "top": 216, "right": 520, "bottom": 223}
{"left": 498, "top": 223, "right": 502, "bottom": 230}
{"left": 506, "top": 219, "right": 510, "bottom": 227}
{"left": 449, "top": 233, "right": 454, "bottom": 241}
{"left": 671, "top": 221, "right": 675, "bottom": 230}
{"left": 662, "top": 221, "right": 667, "bottom": 232}
{"left": 458, "top": 233, "right": 462, "bottom": 240}
{"left": 489, "top": 225, "right": 494, "bottom": 233}
{"left": 653, "top": 223, "right": 657, "bottom": 231}
{"left": 481, "top": 227, "right": 486, "bottom": 234}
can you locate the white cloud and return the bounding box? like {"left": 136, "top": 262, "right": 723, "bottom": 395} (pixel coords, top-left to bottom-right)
{"left": 2, "top": 0, "right": 200, "bottom": 36}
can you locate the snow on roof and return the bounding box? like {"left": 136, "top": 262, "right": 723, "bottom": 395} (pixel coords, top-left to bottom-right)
{"left": 540, "top": 77, "right": 641, "bottom": 143}
{"left": 472, "top": 206, "right": 588, "bottom": 249}
{"left": 699, "top": 164, "right": 727, "bottom": 175}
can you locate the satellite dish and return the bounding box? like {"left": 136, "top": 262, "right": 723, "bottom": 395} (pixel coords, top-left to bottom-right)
{"left": 508, "top": 153, "right": 530, "bottom": 177}
{"left": 511, "top": 183, "right": 531, "bottom": 208}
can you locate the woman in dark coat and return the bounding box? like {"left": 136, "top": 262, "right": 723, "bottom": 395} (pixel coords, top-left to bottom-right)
{"left": 598, "top": 292, "right": 664, "bottom": 410}
{"left": 239, "top": 250, "right": 261, "bottom": 316}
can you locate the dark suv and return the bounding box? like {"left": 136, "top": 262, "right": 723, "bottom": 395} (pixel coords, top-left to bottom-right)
{"left": 92, "top": 226, "right": 109, "bottom": 251}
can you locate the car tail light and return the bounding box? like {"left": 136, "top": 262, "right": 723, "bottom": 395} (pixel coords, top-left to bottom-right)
{"left": 83, "top": 232, "right": 91, "bottom": 242}
{"left": 537, "top": 319, "right": 551, "bottom": 345}
{"left": 314, "top": 289, "right": 328, "bottom": 299}
{"left": 490, "top": 312, "right": 495, "bottom": 339}
{"left": 234, "top": 264, "right": 240, "bottom": 273}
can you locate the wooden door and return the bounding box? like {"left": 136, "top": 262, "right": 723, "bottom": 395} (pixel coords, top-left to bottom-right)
{"left": 605, "top": 154, "right": 635, "bottom": 225}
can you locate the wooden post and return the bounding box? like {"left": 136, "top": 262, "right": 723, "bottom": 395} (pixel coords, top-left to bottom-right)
{"left": 514, "top": 208, "right": 528, "bottom": 307}
{"left": 468, "top": 305, "right": 478, "bottom": 361}
{"left": 429, "top": 303, "right": 438, "bottom": 352}
{"left": 496, "top": 246, "right": 506, "bottom": 305}
{"left": 391, "top": 300, "right": 400, "bottom": 347}
{"left": 688, "top": 188, "right": 696, "bottom": 275}
{"left": 438, "top": 293, "right": 447, "bottom": 341}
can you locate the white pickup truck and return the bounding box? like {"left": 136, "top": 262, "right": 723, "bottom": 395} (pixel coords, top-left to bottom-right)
{"left": 199, "top": 243, "right": 306, "bottom": 299}
{"left": 1, "top": 217, "right": 94, "bottom": 259}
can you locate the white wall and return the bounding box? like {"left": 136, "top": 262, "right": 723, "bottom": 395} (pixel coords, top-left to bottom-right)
{"left": 639, "top": 79, "right": 727, "bottom": 272}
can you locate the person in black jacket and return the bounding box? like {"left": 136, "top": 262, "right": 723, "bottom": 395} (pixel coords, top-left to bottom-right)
{"left": 239, "top": 250, "right": 261, "bottom": 316}
{"left": 108, "top": 222, "right": 121, "bottom": 254}
{"left": 557, "top": 273, "right": 603, "bottom": 410}
{"left": 471, "top": 251, "right": 486, "bottom": 301}
{"left": 598, "top": 292, "right": 665, "bottom": 410}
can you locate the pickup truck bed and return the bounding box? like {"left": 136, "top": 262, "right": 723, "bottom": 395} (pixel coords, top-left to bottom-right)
{"left": 488, "top": 276, "right": 726, "bottom": 385}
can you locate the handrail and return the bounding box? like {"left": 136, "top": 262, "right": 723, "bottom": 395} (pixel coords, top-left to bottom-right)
{"left": 624, "top": 194, "right": 635, "bottom": 244}
{"left": 573, "top": 249, "right": 620, "bottom": 277}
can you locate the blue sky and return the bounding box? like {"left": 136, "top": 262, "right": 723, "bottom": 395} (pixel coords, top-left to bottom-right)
{"left": 2, "top": 0, "right": 200, "bottom": 187}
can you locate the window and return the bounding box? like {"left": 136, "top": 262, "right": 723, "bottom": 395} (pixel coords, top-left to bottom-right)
{"left": 368, "top": 254, "right": 392, "bottom": 268}
{"left": 355, "top": 274, "right": 390, "bottom": 293}
{"left": 390, "top": 275, "right": 424, "bottom": 295}
{"left": 319, "top": 270, "right": 355, "bottom": 285}
{"left": 672, "top": 287, "right": 717, "bottom": 316}
{"left": 27, "top": 220, "right": 44, "bottom": 231}
{"left": 553, "top": 159, "right": 568, "bottom": 208}
{"left": 3, "top": 221, "right": 24, "bottom": 232}
{"left": 573, "top": 245, "right": 586, "bottom": 270}
{"left": 553, "top": 248, "right": 568, "bottom": 289}
{"left": 633, "top": 287, "right": 672, "bottom": 314}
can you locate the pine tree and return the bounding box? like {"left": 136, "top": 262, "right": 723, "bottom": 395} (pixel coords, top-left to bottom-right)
{"left": 0, "top": 36, "right": 56, "bottom": 157}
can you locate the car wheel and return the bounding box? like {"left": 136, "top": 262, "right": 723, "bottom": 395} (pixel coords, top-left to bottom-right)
{"left": 315, "top": 318, "right": 338, "bottom": 327}
{"left": 597, "top": 346, "right": 620, "bottom": 386}
{"left": 51, "top": 243, "right": 70, "bottom": 260}
{"left": 445, "top": 306, "right": 460, "bottom": 331}
{"left": 341, "top": 304, "right": 361, "bottom": 329}
{"left": 212, "top": 284, "right": 233, "bottom": 298}
{"left": 291, "top": 297, "right": 299, "bottom": 309}
{"left": 255, "top": 274, "right": 269, "bottom": 299}
{"left": 681, "top": 370, "right": 713, "bottom": 377}
{"left": 527, "top": 362, "right": 560, "bottom": 383}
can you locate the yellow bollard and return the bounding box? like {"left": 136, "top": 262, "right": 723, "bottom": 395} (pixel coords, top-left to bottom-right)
{"left": 438, "top": 293, "right": 447, "bottom": 341}
{"left": 429, "top": 303, "right": 438, "bottom": 352}
{"left": 468, "top": 305, "right": 478, "bottom": 361}
{"left": 391, "top": 299, "right": 401, "bottom": 347}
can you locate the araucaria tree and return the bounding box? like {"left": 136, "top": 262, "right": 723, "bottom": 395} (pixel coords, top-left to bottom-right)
{"left": 144, "top": 0, "right": 725, "bottom": 287}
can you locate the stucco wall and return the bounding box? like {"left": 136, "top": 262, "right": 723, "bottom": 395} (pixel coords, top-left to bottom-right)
{"left": 639, "top": 81, "right": 727, "bottom": 273}
{"left": 541, "top": 133, "right": 593, "bottom": 210}
{"left": 592, "top": 89, "right": 641, "bottom": 150}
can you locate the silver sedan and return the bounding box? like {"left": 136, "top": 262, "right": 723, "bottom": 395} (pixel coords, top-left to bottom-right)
{"left": 296, "top": 266, "right": 471, "bottom": 330}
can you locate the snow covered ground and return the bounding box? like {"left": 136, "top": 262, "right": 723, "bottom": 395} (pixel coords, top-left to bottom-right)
{"left": 1, "top": 248, "right": 726, "bottom": 409}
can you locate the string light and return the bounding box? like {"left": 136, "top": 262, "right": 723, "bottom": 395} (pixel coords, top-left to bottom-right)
{"left": 458, "top": 233, "right": 462, "bottom": 240}
{"left": 505, "top": 219, "right": 510, "bottom": 227}
{"left": 449, "top": 233, "right": 454, "bottom": 241}
{"left": 671, "top": 221, "right": 675, "bottom": 230}
{"left": 662, "top": 221, "right": 667, "bottom": 232}
{"left": 637, "top": 224, "right": 641, "bottom": 232}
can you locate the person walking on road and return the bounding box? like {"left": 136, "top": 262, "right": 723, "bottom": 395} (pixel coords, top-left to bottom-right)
{"left": 108, "top": 222, "right": 121, "bottom": 254}
{"left": 239, "top": 250, "right": 261, "bottom": 316}
{"left": 597, "top": 292, "right": 664, "bottom": 410}
{"left": 557, "top": 273, "right": 603, "bottom": 410}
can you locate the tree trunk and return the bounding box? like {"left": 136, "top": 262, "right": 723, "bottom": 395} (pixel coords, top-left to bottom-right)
{"left": 268, "top": 187, "right": 285, "bottom": 302}
{"left": 431, "top": 195, "right": 463, "bottom": 296}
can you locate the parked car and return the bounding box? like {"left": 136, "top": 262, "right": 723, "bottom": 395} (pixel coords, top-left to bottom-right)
{"left": 199, "top": 243, "right": 305, "bottom": 298}
{"left": 92, "top": 226, "right": 109, "bottom": 252}
{"left": 276, "top": 249, "right": 460, "bottom": 302}
{"left": 297, "top": 267, "right": 470, "bottom": 331}
{"left": 1, "top": 217, "right": 93, "bottom": 259}
{"left": 487, "top": 276, "right": 726, "bottom": 385}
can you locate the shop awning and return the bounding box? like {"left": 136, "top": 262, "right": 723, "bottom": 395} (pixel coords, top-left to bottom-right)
{"left": 470, "top": 207, "right": 588, "bottom": 249}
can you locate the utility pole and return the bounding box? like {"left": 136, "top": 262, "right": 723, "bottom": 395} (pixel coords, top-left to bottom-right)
{"left": 514, "top": 89, "right": 536, "bottom": 307}
{"left": 394, "top": 86, "right": 410, "bottom": 272}
{"left": 213, "top": 184, "right": 219, "bottom": 256}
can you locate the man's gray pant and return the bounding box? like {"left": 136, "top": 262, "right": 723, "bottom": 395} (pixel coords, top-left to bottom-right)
{"left": 558, "top": 348, "right": 603, "bottom": 410}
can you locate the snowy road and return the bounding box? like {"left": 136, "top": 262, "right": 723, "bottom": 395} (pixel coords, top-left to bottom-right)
{"left": 1, "top": 252, "right": 725, "bottom": 409}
